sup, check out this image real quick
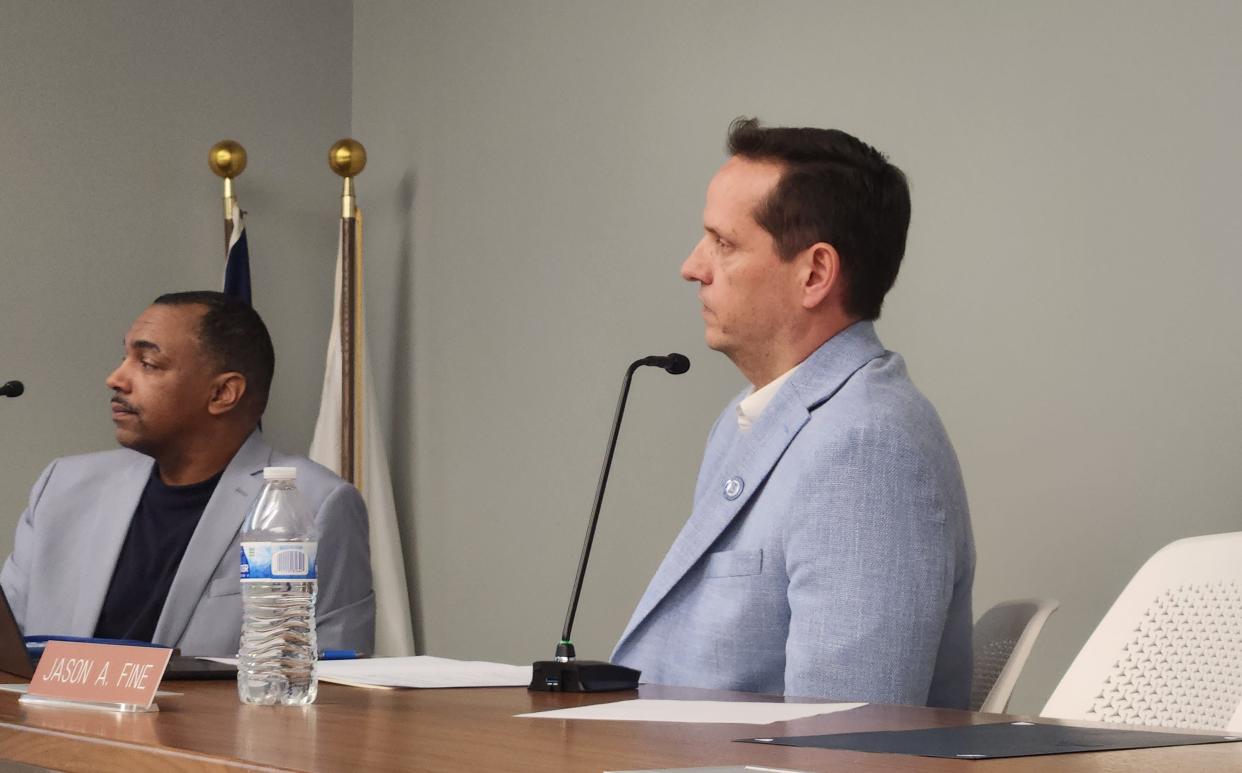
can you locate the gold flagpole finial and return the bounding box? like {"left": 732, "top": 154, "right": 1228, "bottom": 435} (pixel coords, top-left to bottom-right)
{"left": 209, "top": 140, "right": 248, "bottom": 178}
{"left": 329, "top": 139, "right": 367, "bottom": 219}
{"left": 209, "top": 140, "right": 248, "bottom": 222}
{"left": 328, "top": 138, "right": 367, "bottom": 177}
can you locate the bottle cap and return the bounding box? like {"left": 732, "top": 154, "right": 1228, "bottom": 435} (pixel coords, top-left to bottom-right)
{"left": 263, "top": 466, "right": 298, "bottom": 481}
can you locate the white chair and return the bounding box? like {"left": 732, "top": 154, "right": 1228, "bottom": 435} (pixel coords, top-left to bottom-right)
{"left": 970, "top": 598, "right": 1059, "bottom": 713}
{"left": 1042, "top": 532, "right": 1242, "bottom": 732}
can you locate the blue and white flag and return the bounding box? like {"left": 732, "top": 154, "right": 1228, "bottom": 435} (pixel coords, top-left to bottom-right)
{"left": 223, "top": 202, "right": 252, "bottom": 303}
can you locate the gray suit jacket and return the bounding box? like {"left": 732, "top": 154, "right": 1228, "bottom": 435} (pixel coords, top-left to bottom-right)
{"left": 612, "top": 322, "right": 975, "bottom": 707}
{"left": 0, "top": 432, "right": 375, "bottom": 656}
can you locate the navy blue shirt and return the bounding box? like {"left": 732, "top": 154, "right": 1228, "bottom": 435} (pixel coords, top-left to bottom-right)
{"left": 93, "top": 467, "right": 222, "bottom": 643}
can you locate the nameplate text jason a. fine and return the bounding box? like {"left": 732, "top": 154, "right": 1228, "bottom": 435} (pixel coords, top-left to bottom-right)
{"left": 27, "top": 641, "right": 173, "bottom": 709}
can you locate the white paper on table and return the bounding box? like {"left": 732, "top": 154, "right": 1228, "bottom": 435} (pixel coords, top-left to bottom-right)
{"left": 517, "top": 698, "right": 866, "bottom": 724}
{"left": 315, "top": 655, "right": 531, "bottom": 689}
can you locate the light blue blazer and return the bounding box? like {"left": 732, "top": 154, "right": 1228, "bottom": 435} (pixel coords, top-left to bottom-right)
{"left": 0, "top": 432, "right": 375, "bottom": 656}
{"left": 613, "top": 322, "right": 975, "bottom": 708}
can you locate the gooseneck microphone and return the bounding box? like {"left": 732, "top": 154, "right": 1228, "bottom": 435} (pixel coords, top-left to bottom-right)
{"left": 530, "top": 353, "right": 690, "bottom": 692}
{"left": 636, "top": 353, "right": 690, "bottom": 375}
{"left": 0, "top": 381, "right": 23, "bottom": 399}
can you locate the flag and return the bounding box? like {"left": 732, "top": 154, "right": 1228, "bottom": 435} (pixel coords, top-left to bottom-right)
{"left": 223, "top": 203, "right": 252, "bottom": 303}
{"left": 310, "top": 220, "right": 416, "bottom": 656}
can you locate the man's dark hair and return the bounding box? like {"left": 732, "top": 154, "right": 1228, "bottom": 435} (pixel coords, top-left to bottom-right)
{"left": 153, "top": 291, "right": 275, "bottom": 419}
{"left": 727, "top": 117, "right": 911, "bottom": 320}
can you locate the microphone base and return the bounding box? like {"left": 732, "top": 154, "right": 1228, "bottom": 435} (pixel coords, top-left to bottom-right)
{"left": 529, "top": 659, "right": 640, "bottom": 692}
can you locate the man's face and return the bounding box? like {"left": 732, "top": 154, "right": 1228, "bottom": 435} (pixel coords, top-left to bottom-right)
{"left": 681, "top": 156, "right": 803, "bottom": 363}
{"left": 105, "top": 304, "right": 217, "bottom": 457}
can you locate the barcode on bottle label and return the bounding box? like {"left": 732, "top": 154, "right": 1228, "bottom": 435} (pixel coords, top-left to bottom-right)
{"left": 272, "top": 548, "right": 307, "bottom": 575}
{"left": 240, "top": 541, "right": 318, "bottom": 582}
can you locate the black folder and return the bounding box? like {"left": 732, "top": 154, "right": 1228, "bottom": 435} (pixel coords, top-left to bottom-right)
{"left": 740, "top": 720, "right": 1242, "bottom": 759}
{"left": 0, "top": 587, "right": 235, "bottom": 681}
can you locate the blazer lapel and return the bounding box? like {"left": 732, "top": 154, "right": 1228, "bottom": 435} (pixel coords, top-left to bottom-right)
{"left": 153, "top": 432, "right": 271, "bottom": 648}
{"left": 72, "top": 453, "right": 153, "bottom": 635}
{"left": 616, "top": 404, "right": 809, "bottom": 645}
{"left": 616, "top": 321, "right": 887, "bottom": 647}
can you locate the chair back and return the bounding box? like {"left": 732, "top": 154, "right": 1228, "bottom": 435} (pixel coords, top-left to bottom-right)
{"left": 971, "top": 598, "right": 1059, "bottom": 713}
{"left": 1042, "top": 532, "right": 1242, "bottom": 732}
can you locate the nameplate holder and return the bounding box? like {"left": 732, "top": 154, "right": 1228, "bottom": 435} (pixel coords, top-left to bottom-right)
{"left": 20, "top": 640, "right": 172, "bottom": 713}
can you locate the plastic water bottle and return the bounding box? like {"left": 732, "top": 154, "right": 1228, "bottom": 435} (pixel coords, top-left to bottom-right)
{"left": 237, "top": 466, "right": 319, "bottom": 705}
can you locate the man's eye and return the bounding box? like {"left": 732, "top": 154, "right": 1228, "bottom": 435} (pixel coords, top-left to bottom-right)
{"left": 140, "top": 360, "right": 156, "bottom": 370}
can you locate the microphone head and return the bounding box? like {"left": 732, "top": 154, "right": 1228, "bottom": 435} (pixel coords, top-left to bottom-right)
{"left": 662, "top": 353, "right": 690, "bottom": 375}
{"left": 1, "top": 380, "right": 22, "bottom": 398}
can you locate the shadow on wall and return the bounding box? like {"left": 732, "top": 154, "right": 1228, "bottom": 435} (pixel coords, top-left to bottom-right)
{"left": 389, "top": 169, "right": 423, "bottom": 652}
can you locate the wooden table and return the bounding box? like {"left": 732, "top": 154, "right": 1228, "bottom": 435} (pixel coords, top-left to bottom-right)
{"left": 1, "top": 677, "right": 1239, "bottom": 772}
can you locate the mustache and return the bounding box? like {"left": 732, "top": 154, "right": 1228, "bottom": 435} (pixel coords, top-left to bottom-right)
{"left": 110, "top": 396, "right": 137, "bottom": 413}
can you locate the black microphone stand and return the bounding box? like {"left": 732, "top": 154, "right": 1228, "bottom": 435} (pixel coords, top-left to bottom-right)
{"left": 529, "top": 354, "right": 687, "bottom": 692}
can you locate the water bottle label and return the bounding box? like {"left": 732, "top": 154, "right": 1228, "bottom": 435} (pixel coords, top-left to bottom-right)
{"left": 240, "top": 541, "right": 318, "bottom": 582}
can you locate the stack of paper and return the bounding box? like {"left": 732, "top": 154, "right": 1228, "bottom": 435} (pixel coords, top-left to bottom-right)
{"left": 315, "top": 655, "right": 531, "bottom": 689}
{"left": 517, "top": 699, "right": 865, "bottom": 724}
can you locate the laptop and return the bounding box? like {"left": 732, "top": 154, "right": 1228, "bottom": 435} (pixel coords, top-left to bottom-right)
{"left": 0, "top": 587, "right": 236, "bottom": 681}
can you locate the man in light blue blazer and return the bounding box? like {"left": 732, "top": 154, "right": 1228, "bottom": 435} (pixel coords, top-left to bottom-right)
{"left": 612, "top": 119, "right": 974, "bottom": 708}
{"left": 0, "top": 292, "right": 374, "bottom": 656}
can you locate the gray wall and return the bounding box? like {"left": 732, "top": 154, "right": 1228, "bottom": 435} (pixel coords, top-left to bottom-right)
{"left": 0, "top": 0, "right": 351, "bottom": 554}
{"left": 3, "top": 0, "right": 1241, "bottom": 717}
{"left": 351, "top": 0, "right": 1242, "bottom": 713}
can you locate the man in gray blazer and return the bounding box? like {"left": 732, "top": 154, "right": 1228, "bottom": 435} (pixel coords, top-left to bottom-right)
{"left": 0, "top": 291, "right": 374, "bottom": 656}
{"left": 612, "top": 119, "right": 975, "bottom": 708}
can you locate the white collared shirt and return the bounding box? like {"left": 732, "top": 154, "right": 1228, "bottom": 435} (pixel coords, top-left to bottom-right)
{"left": 736, "top": 364, "right": 800, "bottom": 433}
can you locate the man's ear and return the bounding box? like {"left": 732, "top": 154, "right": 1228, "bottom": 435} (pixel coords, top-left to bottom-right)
{"left": 207, "top": 372, "right": 247, "bottom": 416}
{"left": 801, "top": 242, "right": 842, "bottom": 310}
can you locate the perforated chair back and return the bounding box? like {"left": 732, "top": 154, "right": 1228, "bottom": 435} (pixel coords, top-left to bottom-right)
{"left": 1043, "top": 532, "right": 1242, "bottom": 732}
{"left": 970, "top": 598, "right": 1059, "bottom": 713}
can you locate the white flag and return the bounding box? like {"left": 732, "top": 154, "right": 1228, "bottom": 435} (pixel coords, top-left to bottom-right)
{"left": 310, "top": 226, "right": 416, "bottom": 656}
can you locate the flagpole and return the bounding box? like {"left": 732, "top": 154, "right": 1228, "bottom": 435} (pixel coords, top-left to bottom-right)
{"left": 208, "top": 140, "right": 247, "bottom": 255}
{"left": 328, "top": 138, "right": 367, "bottom": 487}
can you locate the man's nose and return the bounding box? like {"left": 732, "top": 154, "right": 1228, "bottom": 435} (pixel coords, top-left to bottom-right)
{"left": 681, "top": 240, "right": 709, "bottom": 283}
{"left": 105, "top": 363, "right": 127, "bottom": 392}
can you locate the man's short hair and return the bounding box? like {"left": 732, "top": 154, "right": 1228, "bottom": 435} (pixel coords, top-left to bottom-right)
{"left": 153, "top": 291, "right": 275, "bottom": 418}
{"left": 726, "top": 117, "right": 912, "bottom": 320}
